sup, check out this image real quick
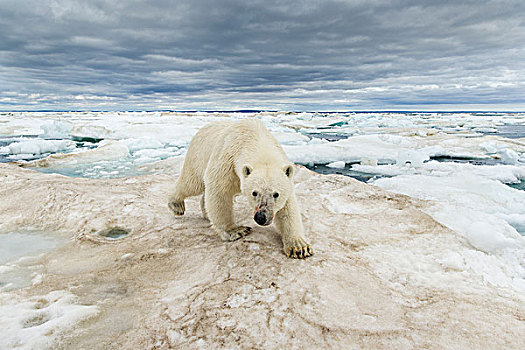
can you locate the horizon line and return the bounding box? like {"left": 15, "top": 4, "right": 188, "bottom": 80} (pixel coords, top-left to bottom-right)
{"left": 1, "top": 109, "right": 525, "bottom": 114}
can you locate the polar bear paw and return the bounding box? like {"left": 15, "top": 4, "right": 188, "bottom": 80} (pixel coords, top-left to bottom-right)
{"left": 169, "top": 200, "right": 185, "bottom": 216}
{"left": 219, "top": 226, "right": 252, "bottom": 241}
{"left": 283, "top": 236, "right": 313, "bottom": 259}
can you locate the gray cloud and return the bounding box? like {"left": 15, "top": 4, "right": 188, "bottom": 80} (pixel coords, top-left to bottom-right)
{"left": 1, "top": 0, "right": 524, "bottom": 111}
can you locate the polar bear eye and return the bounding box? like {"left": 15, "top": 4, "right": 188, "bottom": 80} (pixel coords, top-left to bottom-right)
{"left": 252, "top": 191, "right": 258, "bottom": 197}
{"left": 273, "top": 192, "right": 279, "bottom": 198}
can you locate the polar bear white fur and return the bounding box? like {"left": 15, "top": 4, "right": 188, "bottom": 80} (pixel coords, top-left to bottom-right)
{"left": 168, "top": 119, "right": 313, "bottom": 259}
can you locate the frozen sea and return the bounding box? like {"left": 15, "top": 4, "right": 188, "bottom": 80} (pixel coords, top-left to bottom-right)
{"left": 1, "top": 111, "right": 524, "bottom": 236}
{"left": 0, "top": 111, "right": 525, "bottom": 348}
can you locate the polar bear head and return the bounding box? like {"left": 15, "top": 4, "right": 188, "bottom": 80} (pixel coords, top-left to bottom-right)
{"left": 240, "top": 163, "right": 294, "bottom": 226}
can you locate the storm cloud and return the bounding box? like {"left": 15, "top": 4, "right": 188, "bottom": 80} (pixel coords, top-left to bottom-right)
{"left": 1, "top": 0, "right": 524, "bottom": 110}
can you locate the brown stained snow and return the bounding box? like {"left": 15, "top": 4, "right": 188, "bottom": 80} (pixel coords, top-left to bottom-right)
{"left": 0, "top": 162, "right": 524, "bottom": 349}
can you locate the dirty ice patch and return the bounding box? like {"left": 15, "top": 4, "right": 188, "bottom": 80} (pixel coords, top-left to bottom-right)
{"left": 0, "top": 290, "right": 98, "bottom": 350}
{"left": 322, "top": 191, "right": 378, "bottom": 215}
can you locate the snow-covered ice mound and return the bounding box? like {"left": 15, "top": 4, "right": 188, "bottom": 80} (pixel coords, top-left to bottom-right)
{"left": 0, "top": 162, "right": 524, "bottom": 349}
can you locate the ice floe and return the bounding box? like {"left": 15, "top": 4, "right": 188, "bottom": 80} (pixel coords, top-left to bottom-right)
{"left": 8, "top": 139, "right": 75, "bottom": 156}
{"left": 326, "top": 160, "right": 346, "bottom": 169}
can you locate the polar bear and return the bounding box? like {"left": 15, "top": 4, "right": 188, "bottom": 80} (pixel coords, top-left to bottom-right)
{"left": 168, "top": 119, "right": 313, "bottom": 259}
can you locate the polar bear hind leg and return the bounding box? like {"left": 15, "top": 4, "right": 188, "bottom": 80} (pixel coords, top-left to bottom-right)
{"left": 168, "top": 164, "right": 205, "bottom": 216}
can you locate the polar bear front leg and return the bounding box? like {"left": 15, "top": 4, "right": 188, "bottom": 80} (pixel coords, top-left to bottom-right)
{"left": 205, "top": 188, "right": 251, "bottom": 241}
{"left": 275, "top": 195, "right": 313, "bottom": 259}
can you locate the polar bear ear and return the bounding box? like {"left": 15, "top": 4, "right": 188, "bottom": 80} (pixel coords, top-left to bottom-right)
{"left": 283, "top": 164, "right": 293, "bottom": 178}
{"left": 242, "top": 165, "right": 253, "bottom": 178}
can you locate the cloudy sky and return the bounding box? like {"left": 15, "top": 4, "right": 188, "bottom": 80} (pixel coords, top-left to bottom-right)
{"left": 1, "top": 0, "right": 524, "bottom": 111}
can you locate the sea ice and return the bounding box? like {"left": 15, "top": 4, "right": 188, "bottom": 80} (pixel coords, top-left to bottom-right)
{"left": 0, "top": 231, "right": 65, "bottom": 292}
{"left": 395, "top": 150, "right": 429, "bottom": 167}
{"left": 1, "top": 113, "right": 524, "bottom": 285}
{"left": 326, "top": 161, "right": 346, "bottom": 169}
{"left": 0, "top": 232, "right": 64, "bottom": 265}
{"left": 8, "top": 139, "right": 75, "bottom": 155}
{"left": 372, "top": 173, "right": 525, "bottom": 291}
{"left": 0, "top": 116, "right": 524, "bottom": 349}
{"left": 40, "top": 120, "right": 72, "bottom": 139}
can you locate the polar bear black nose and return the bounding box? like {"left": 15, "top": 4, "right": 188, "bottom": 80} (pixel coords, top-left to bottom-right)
{"left": 254, "top": 211, "right": 267, "bottom": 226}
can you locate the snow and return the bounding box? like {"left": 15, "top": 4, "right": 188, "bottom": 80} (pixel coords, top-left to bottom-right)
{"left": 481, "top": 141, "right": 521, "bottom": 164}
{"left": 284, "top": 133, "right": 504, "bottom": 165}
{"left": 371, "top": 172, "right": 525, "bottom": 292}
{"left": 353, "top": 160, "right": 525, "bottom": 183}
{"left": 374, "top": 174, "right": 524, "bottom": 245}
{"left": 121, "top": 137, "right": 164, "bottom": 152}
{"left": 0, "top": 290, "right": 98, "bottom": 350}
{"left": 40, "top": 120, "right": 72, "bottom": 139}
{"left": 270, "top": 130, "right": 310, "bottom": 145}
{"left": 396, "top": 150, "right": 429, "bottom": 167}
{"left": 8, "top": 139, "right": 75, "bottom": 155}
